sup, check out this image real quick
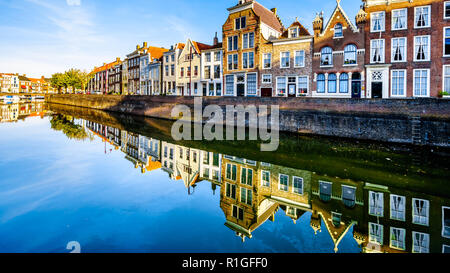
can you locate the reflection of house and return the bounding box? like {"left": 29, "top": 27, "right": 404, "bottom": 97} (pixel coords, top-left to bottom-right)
{"left": 0, "top": 103, "right": 19, "bottom": 122}
{"left": 137, "top": 136, "right": 161, "bottom": 173}
{"left": 175, "top": 145, "right": 202, "bottom": 189}
{"left": 200, "top": 151, "right": 222, "bottom": 184}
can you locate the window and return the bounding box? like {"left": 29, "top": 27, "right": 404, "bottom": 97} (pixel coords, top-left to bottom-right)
{"left": 414, "top": 36, "right": 430, "bottom": 61}
{"left": 243, "top": 32, "right": 254, "bottom": 49}
{"left": 446, "top": 2, "right": 450, "bottom": 19}
{"left": 297, "top": 76, "right": 308, "bottom": 95}
{"left": 334, "top": 23, "right": 343, "bottom": 37}
{"left": 369, "top": 223, "right": 383, "bottom": 244}
{"left": 445, "top": 27, "right": 450, "bottom": 56}
{"left": 241, "top": 168, "right": 253, "bottom": 186}
{"left": 290, "top": 28, "right": 298, "bottom": 38}
{"left": 281, "top": 52, "right": 290, "bottom": 68}
{"left": 444, "top": 245, "right": 450, "bottom": 253}
{"left": 214, "top": 65, "right": 220, "bottom": 79}
{"left": 412, "top": 198, "right": 429, "bottom": 226}
{"left": 279, "top": 174, "right": 289, "bottom": 191}
{"left": 205, "top": 66, "right": 211, "bottom": 79}
{"left": 338, "top": 73, "right": 349, "bottom": 93}
{"left": 390, "top": 227, "right": 405, "bottom": 250}
{"left": 228, "top": 54, "right": 238, "bottom": 70}
{"left": 247, "top": 73, "right": 257, "bottom": 95}
{"left": 328, "top": 73, "right": 336, "bottom": 93}
{"left": 292, "top": 177, "right": 303, "bottom": 194}
{"left": 443, "top": 207, "right": 450, "bottom": 238}
{"left": 320, "top": 47, "right": 333, "bottom": 66}
{"left": 235, "top": 17, "right": 246, "bottom": 30}
{"left": 319, "top": 181, "right": 332, "bottom": 202}
{"left": 317, "top": 74, "right": 325, "bottom": 93}
{"left": 294, "top": 50, "right": 305, "bottom": 67}
{"left": 205, "top": 53, "right": 211, "bottom": 62}
{"left": 171, "top": 64, "right": 175, "bottom": 76}
{"left": 371, "top": 39, "right": 385, "bottom": 63}
{"left": 228, "top": 35, "right": 238, "bottom": 51}
{"left": 390, "top": 194, "right": 405, "bottom": 221}
{"left": 261, "top": 170, "right": 270, "bottom": 187}
{"left": 369, "top": 191, "right": 384, "bottom": 217}
{"left": 392, "top": 37, "right": 406, "bottom": 62}
{"left": 391, "top": 70, "right": 406, "bottom": 97}
{"left": 413, "top": 69, "right": 429, "bottom": 97}
{"left": 413, "top": 232, "right": 430, "bottom": 253}
{"left": 392, "top": 9, "right": 407, "bottom": 30}
{"left": 276, "top": 77, "right": 286, "bottom": 96}
{"left": 226, "top": 183, "right": 236, "bottom": 199}
{"left": 444, "top": 66, "right": 450, "bottom": 93}
{"left": 344, "top": 44, "right": 357, "bottom": 65}
{"left": 214, "top": 52, "right": 220, "bottom": 62}
{"left": 371, "top": 11, "right": 385, "bottom": 32}
{"left": 263, "top": 53, "right": 272, "bottom": 69}
{"left": 262, "top": 74, "right": 272, "bottom": 84}
{"left": 414, "top": 6, "right": 430, "bottom": 28}
{"left": 226, "top": 163, "right": 237, "bottom": 180}
{"left": 342, "top": 185, "right": 356, "bottom": 207}
{"left": 226, "top": 75, "right": 234, "bottom": 95}
{"left": 240, "top": 188, "right": 252, "bottom": 205}
{"left": 232, "top": 205, "right": 244, "bottom": 220}
{"left": 242, "top": 52, "right": 254, "bottom": 69}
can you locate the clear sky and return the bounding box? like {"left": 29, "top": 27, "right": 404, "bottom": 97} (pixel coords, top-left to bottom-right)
{"left": 0, "top": 0, "right": 363, "bottom": 78}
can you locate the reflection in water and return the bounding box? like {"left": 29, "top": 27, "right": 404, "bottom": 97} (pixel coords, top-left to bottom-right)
{"left": 1, "top": 102, "right": 450, "bottom": 253}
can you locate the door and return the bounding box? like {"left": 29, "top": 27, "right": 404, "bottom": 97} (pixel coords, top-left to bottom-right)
{"left": 261, "top": 88, "right": 272, "bottom": 97}
{"left": 371, "top": 82, "right": 382, "bottom": 98}
{"left": 288, "top": 84, "right": 296, "bottom": 97}
{"left": 351, "top": 73, "right": 361, "bottom": 98}
{"left": 202, "top": 83, "right": 207, "bottom": 96}
{"left": 237, "top": 83, "right": 245, "bottom": 96}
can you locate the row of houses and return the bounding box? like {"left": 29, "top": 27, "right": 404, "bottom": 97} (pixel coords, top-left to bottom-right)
{"left": 0, "top": 73, "right": 56, "bottom": 94}
{"left": 87, "top": 0, "right": 450, "bottom": 99}
{"left": 81, "top": 117, "right": 450, "bottom": 253}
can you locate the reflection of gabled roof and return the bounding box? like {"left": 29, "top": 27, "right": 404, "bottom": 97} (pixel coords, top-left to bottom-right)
{"left": 315, "top": 210, "right": 357, "bottom": 253}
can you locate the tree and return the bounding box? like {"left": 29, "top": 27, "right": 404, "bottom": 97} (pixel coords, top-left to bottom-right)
{"left": 50, "top": 114, "right": 89, "bottom": 140}
{"left": 50, "top": 73, "right": 65, "bottom": 94}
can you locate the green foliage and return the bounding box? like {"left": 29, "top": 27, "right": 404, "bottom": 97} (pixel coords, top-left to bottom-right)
{"left": 50, "top": 114, "right": 88, "bottom": 140}
{"left": 51, "top": 69, "right": 91, "bottom": 94}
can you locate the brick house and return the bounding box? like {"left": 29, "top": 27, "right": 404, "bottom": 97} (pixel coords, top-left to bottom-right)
{"left": 108, "top": 58, "right": 122, "bottom": 94}
{"left": 222, "top": 0, "right": 283, "bottom": 97}
{"left": 200, "top": 33, "right": 223, "bottom": 96}
{"left": 162, "top": 43, "right": 185, "bottom": 96}
{"left": 363, "top": 0, "right": 450, "bottom": 98}
{"left": 126, "top": 42, "right": 147, "bottom": 95}
{"left": 260, "top": 20, "right": 313, "bottom": 97}
{"left": 312, "top": 0, "right": 367, "bottom": 98}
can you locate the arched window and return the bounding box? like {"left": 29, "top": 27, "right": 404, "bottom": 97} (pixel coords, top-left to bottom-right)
{"left": 317, "top": 74, "right": 325, "bottom": 93}
{"left": 328, "top": 73, "right": 337, "bottom": 93}
{"left": 344, "top": 44, "right": 357, "bottom": 65}
{"left": 334, "top": 23, "right": 343, "bottom": 37}
{"left": 339, "top": 73, "right": 349, "bottom": 93}
{"left": 321, "top": 47, "right": 333, "bottom": 66}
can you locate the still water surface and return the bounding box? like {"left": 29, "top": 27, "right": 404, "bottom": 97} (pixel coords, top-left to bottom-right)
{"left": 0, "top": 102, "right": 449, "bottom": 253}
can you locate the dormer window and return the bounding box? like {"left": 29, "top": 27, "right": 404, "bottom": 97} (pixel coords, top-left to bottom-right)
{"left": 235, "top": 17, "right": 246, "bottom": 30}
{"left": 334, "top": 23, "right": 343, "bottom": 37}
{"left": 290, "top": 28, "right": 298, "bottom": 38}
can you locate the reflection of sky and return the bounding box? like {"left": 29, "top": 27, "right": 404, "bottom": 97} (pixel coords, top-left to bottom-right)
{"left": 0, "top": 116, "right": 359, "bottom": 253}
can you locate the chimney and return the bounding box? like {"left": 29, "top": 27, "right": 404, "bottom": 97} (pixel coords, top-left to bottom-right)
{"left": 213, "top": 32, "right": 219, "bottom": 46}
{"left": 271, "top": 8, "right": 277, "bottom": 15}
{"left": 23, "top": 74, "right": 26, "bottom": 77}
{"left": 143, "top": 42, "right": 148, "bottom": 48}
{"left": 116, "top": 57, "right": 120, "bottom": 62}
{"left": 136, "top": 44, "right": 140, "bottom": 50}
{"left": 170, "top": 45, "right": 174, "bottom": 50}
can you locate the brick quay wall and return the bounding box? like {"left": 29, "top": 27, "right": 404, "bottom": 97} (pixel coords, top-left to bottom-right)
{"left": 45, "top": 94, "right": 450, "bottom": 147}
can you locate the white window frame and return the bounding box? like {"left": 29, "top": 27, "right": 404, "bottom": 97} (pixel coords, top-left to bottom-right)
{"left": 292, "top": 176, "right": 304, "bottom": 195}
{"left": 280, "top": 51, "right": 290, "bottom": 68}
{"left": 444, "top": 65, "right": 450, "bottom": 93}
{"left": 391, "top": 37, "right": 407, "bottom": 63}
{"left": 371, "top": 11, "right": 385, "bottom": 32}
{"left": 262, "top": 74, "right": 272, "bottom": 84}
{"left": 297, "top": 76, "right": 309, "bottom": 96}
{"left": 391, "top": 8, "right": 407, "bottom": 31}
{"left": 369, "top": 191, "right": 384, "bottom": 217}
{"left": 263, "top": 53, "right": 272, "bottom": 69}
{"left": 412, "top": 232, "right": 430, "bottom": 253}
{"left": 240, "top": 167, "right": 253, "bottom": 186}
{"left": 225, "top": 182, "right": 237, "bottom": 199}
{"left": 390, "top": 69, "right": 407, "bottom": 98}
{"left": 240, "top": 187, "right": 252, "bottom": 206}
{"left": 369, "top": 222, "right": 383, "bottom": 245}
{"left": 412, "top": 198, "right": 430, "bottom": 226}
{"left": 442, "top": 206, "right": 450, "bottom": 238}
{"left": 261, "top": 170, "right": 270, "bottom": 187}
{"left": 294, "top": 50, "right": 305, "bottom": 68}
{"left": 370, "top": 39, "right": 385, "bottom": 64}
{"left": 445, "top": 2, "right": 450, "bottom": 19}
{"left": 414, "top": 5, "right": 431, "bottom": 29}
{"left": 413, "top": 35, "right": 430, "bottom": 62}
{"left": 444, "top": 27, "right": 450, "bottom": 57}
{"left": 413, "top": 69, "right": 430, "bottom": 98}
{"left": 276, "top": 76, "right": 287, "bottom": 96}
{"left": 390, "top": 227, "right": 406, "bottom": 250}
{"left": 232, "top": 204, "right": 244, "bottom": 220}
{"left": 390, "top": 194, "right": 406, "bottom": 221}
{"left": 278, "top": 174, "right": 289, "bottom": 192}
{"left": 443, "top": 245, "right": 450, "bottom": 253}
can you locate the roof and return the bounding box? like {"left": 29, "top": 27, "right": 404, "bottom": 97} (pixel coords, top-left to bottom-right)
{"left": 192, "top": 41, "right": 215, "bottom": 53}
{"left": 145, "top": 46, "right": 169, "bottom": 61}
{"left": 279, "top": 20, "right": 311, "bottom": 39}
{"left": 252, "top": 1, "right": 283, "bottom": 33}
{"left": 321, "top": 1, "right": 358, "bottom": 35}
{"left": 92, "top": 59, "right": 122, "bottom": 74}
{"left": 18, "top": 75, "right": 30, "bottom": 81}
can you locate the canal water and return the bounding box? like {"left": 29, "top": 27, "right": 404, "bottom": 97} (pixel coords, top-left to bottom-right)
{"left": 0, "top": 102, "right": 449, "bottom": 253}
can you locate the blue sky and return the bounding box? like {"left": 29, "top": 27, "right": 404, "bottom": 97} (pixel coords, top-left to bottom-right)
{"left": 0, "top": 0, "right": 362, "bottom": 78}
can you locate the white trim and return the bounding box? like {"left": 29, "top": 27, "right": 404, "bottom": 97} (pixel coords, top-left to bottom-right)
{"left": 412, "top": 198, "right": 430, "bottom": 226}
{"left": 370, "top": 39, "right": 385, "bottom": 64}
{"left": 414, "top": 5, "right": 431, "bottom": 29}
{"left": 443, "top": 244, "right": 450, "bottom": 253}
{"left": 413, "top": 69, "right": 430, "bottom": 98}
{"left": 370, "top": 11, "right": 385, "bottom": 33}
{"left": 278, "top": 173, "right": 289, "bottom": 192}
{"left": 442, "top": 206, "right": 450, "bottom": 238}
{"left": 272, "top": 38, "right": 313, "bottom": 45}
{"left": 280, "top": 51, "right": 290, "bottom": 69}
{"left": 413, "top": 35, "right": 431, "bottom": 62}
{"left": 444, "top": 27, "right": 450, "bottom": 57}
{"left": 391, "top": 8, "right": 407, "bottom": 31}
{"left": 293, "top": 50, "right": 305, "bottom": 68}
{"left": 412, "top": 231, "right": 430, "bottom": 253}
{"left": 225, "top": 182, "right": 237, "bottom": 200}
{"left": 389, "top": 227, "right": 406, "bottom": 250}
{"left": 390, "top": 69, "right": 407, "bottom": 98}
{"left": 368, "top": 222, "right": 383, "bottom": 245}
{"left": 389, "top": 194, "right": 406, "bottom": 221}
{"left": 261, "top": 74, "right": 272, "bottom": 84}
{"left": 240, "top": 166, "right": 253, "bottom": 186}
{"left": 276, "top": 76, "right": 287, "bottom": 97}
{"left": 443, "top": 65, "right": 450, "bottom": 93}
{"left": 297, "top": 75, "right": 309, "bottom": 96}
{"left": 391, "top": 37, "right": 407, "bottom": 63}
{"left": 262, "top": 53, "right": 272, "bottom": 69}
{"left": 445, "top": 2, "right": 450, "bottom": 20}
{"left": 261, "top": 170, "right": 270, "bottom": 187}
{"left": 292, "top": 176, "right": 304, "bottom": 195}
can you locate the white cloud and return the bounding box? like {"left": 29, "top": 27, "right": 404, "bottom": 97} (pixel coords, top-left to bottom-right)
{"left": 66, "top": 0, "right": 81, "bottom": 6}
